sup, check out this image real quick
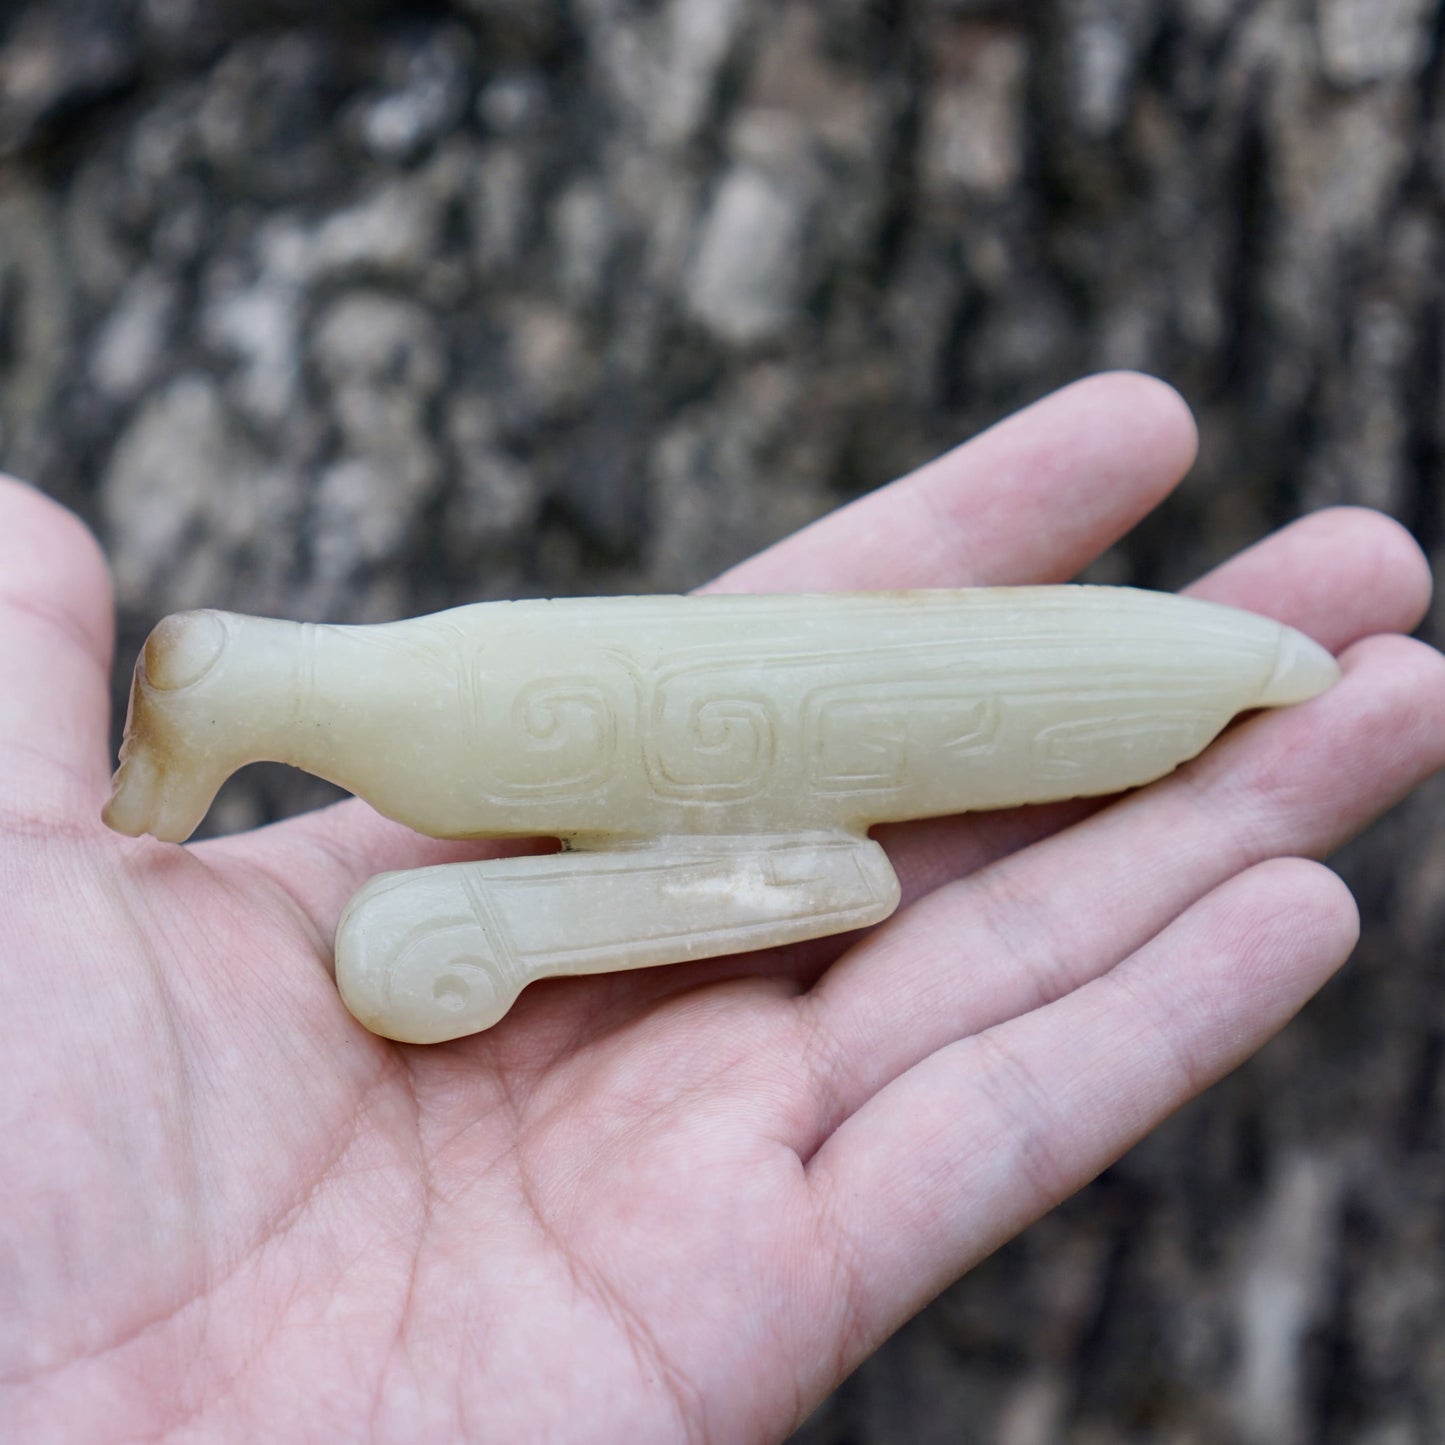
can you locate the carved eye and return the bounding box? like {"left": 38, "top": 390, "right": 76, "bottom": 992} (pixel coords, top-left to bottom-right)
{"left": 432, "top": 974, "right": 470, "bottom": 1011}
{"left": 430, "top": 962, "right": 490, "bottom": 1016}
{"left": 142, "top": 611, "right": 227, "bottom": 691}
{"left": 335, "top": 897, "right": 518, "bottom": 1044}
{"left": 398, "top": 939, "right": 503, "bottom": 1035}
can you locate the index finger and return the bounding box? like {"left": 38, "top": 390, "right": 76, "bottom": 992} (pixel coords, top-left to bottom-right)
{"left": 708, "top": 370, "right": 1197, "bottom": 592}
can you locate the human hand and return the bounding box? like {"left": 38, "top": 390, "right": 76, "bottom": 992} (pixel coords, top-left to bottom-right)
{"left": 3, "top": 374, "right": 1442, "bottom": 1442}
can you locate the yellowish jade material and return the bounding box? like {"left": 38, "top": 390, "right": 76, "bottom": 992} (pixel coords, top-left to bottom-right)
{"left": 103, "top": 589, "right": 1339, "bottom": 1043}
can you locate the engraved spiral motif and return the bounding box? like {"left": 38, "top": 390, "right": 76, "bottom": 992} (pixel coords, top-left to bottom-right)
{"left": 802, "top": 683, "right": 1003, "bottom": 795}
{"left": 390, "top": 923, "right": 510, "bottom": 1035}
{"left": 489, "top": 677, "right": 620, "bottom": 798}
{"left": 645, "top": 668, "right": 778, "bottom": 801}
{"left": 336, "top": 912, "right": 521, "bottom": 1046}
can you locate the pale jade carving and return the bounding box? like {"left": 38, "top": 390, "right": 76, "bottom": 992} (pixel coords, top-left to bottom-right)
{"left": 103, "top": 589, "right": 1339, "bottom": 1044}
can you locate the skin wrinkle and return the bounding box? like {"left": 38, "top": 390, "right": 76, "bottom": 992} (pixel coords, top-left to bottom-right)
{"left": 171, "top": 1240, "right": 324, "bottom": 1442}
{"left": 1175, "top": 691, "right": 1335, "bottom": 822}
{"left": 0, "top": 582, "right": 112, "bottom": 673}
{"left": 957, "top": 856, "right": 1084, "bottom": 997}
{"left": 372, "top": 1094, "right": 437, "bottom": 1445}
{"left": 1101, "top": 961, "right": 1211, "bottom": 1103}
{"left": 1092, "top": 865, "right": 1358, "bottom": 1125}
{"left": 3, "top": 1130, "right": 364, "bottom": 1434}
{"left": 244, "top": 1082, "right": 388, "bottom": 1268}
{"left": 951, "top": 794, "right": 1222, "bottom": 1001}
{"left": 415, "top": 1061, "right": 529, "bottom": 1137}
{"left": 806, "top": 1161, "right": 877, "bottom": 1391}
{"left": 730, "top": 1169, "right": 824, "bottom": 1445}
{"left": 187, "top": 1123, "right": 427, "bottom": 1444}
{"left": 471, "top": 1032, "right": 805, "bottom": 1440}
{"left": 537, "top": 1075, "right": 709, "bottom": 1211}
{"left": 792, "top": 992, "right": 873, "bottom": 1161}
{"left": 419, "top": 1028, "right": 554, "bottom": 1136}
{"left": 746, "top": 1014, "right": 833, "bottom": 1153}
{"left": 964, "top": 1030, "right": 1075, "bottom": 1210}
{"left": 126, "top": 1303, "right": 228, "bottom": 1445}
{"left": 402, "top": 1048, "right": 524, "bottom": 1191}
{"left": 538, "top": 958, "right": 802, "bottom": 1067}
{"left": 222, "top": 821, "right": 397, "bottom": 948}
{"left": 74, "top": 1127, "right": 363, "bottom": 1430}
{"left": 212, "top": 853, "right": 348, "bottom": 972}
{"left": 510, "top": 1132, "right": 706, "bottom": 1445}
{"left": 8, "top": 863, "right": 224, "bottom": 1393}
{"left": 200, "top": 870, "right": 339, "bottom": 1019}
{"left": 546, "top": 1014, "right": 739, "bottom": 1132}
{"left": 420, "top": 1045, "right": 575, "bottom": 1220}
{"left": 543, "top": 979, "right": 636, "bottom": 1069}
{"left": 908, "top": 469, "right": 980, "bottom": 581}
{"left": 45, "top": 1022, "right": 406, "bottom": 1436}
{"left": 0, "top": 774, "right": 108, "bottom": 838}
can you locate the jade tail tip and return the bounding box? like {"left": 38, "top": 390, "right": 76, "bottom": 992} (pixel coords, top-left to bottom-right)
{"left": 1259, "top": 626, "right": 1341, "bottom": 708}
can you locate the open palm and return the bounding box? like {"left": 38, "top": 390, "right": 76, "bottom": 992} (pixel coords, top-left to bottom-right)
{"left": 5, "top": 375, "right": 1443, "bottom": 1443}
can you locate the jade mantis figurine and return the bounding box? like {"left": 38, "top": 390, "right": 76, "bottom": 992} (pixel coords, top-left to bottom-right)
{"left": 103, "top": 589, "right": 1339, "bottom": 1044}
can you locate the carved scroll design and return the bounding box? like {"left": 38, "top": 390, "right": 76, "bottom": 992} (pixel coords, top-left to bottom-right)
{"left": 1030, "top": 706, "right": 1217, "bottom": 783}
{"left": 802, "top": 682, "right": 1002, "bottom": 794}
{"left": 466, "top": 650, "right": 638, "bottom": 804}
{"left": 642, "top": 658, "right": 779, "bottom": 802}
{"left": 499, "top": 677, "right": 621, "bottom": 796}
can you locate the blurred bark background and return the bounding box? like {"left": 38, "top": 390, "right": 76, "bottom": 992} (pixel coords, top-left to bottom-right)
{"left": 1, "top": 0, "right": 1442, "bottom": 1439}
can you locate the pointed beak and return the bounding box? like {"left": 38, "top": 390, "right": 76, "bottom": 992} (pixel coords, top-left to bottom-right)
{"left": 101, "top": 611, "right": 230, "bottom": 843}
{"left": 101, "top": 751, "right": 161, "bottom": 838}
{"left": 102, "top": 742, "right": 210, "bottom": 843}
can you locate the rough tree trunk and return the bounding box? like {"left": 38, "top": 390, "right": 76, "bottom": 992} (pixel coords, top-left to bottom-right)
{"left": 0, "top": 1, "right": 1441, "bottom": 1439}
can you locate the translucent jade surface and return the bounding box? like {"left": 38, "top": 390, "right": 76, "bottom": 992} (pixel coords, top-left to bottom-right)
{"left": 103, "top": 589, "right": 1339, "bottom": 1044}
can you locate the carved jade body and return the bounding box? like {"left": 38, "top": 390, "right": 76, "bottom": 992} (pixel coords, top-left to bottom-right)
{"left": 104, "top": 589, "right": 1339, "bottom": 1043}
